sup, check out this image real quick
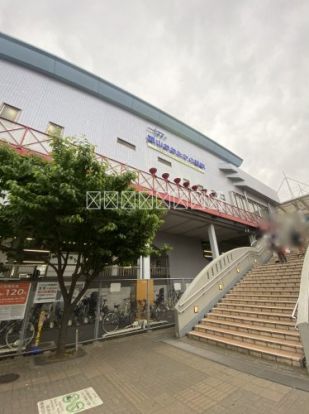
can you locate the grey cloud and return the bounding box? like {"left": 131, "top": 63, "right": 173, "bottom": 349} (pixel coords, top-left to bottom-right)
{"left": 0, "top": 0, "right": 308, "bottom": 201}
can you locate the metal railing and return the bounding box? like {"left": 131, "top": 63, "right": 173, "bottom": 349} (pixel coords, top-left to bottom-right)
{"left": 0, "top": 276, "right": 192, "bottom": 358}
{"left": 175, "top": 238, "right": 272, "bottom": 337}
{"left": 0, "top": 263, "right": 170, "bottom": 280}
{"left": 296, "top": 245, "right": 309, "bottom": 372}
{"left": 0, "top": 117, "right": 262, "bottom": 228}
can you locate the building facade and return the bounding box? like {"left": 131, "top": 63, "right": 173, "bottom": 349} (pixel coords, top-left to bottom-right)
{"left": 0, "top": 33, "right": 279, "bottom": 281}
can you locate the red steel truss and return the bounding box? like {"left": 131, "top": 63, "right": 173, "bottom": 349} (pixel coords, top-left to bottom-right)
{"left": 0, "top": 117, "right": 262, "bottom": 227}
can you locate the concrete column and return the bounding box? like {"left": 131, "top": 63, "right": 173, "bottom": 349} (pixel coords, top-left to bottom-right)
{"left": 142, "top": 256, "right": 151, "bottom": 280}
{"left": 208, "top": 224, "right": 219, "bottom": 259}
{"left": 138, "top": 256, "right": 143, "bottom": 279}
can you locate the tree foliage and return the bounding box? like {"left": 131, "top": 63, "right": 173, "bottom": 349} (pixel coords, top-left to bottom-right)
{"left": 0, "top": 137, "right": 165, "bottom": 354}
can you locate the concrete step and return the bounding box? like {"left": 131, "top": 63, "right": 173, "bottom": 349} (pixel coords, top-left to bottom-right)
{"left": 226, "top": 293, "right": 299, "bottom": 301}
{"left": 255, "top": 264, "right": 303, "bottom": 271}
{"left": 254, "top": 266, "right": 303, "bottom": 271}
{"left": 238, "top": 282, "right": 300, "bottom": 288}
{"left": 211, "top": 307, "right": 294, "bottom": 322}
{"left": 245, "top": 277, "right": 301, "bottom": 282}
{"left": 206, "top": 312, "right": 296, "bottom": 330}
{"left": 216, "top": 302, "right": 294, "bottom": 314}
{"left": 247, "top": 274, "right": 301, "bottom": 279}
{"left": 200, "top": 319, "right": 300, "bottom": 342}
{"left": 249, "top": 269, "right": 302, "bottom": 274}
{"left": 248, "top": 264, "right": 303, "bottom": 275}
{"left": 221, "top": 296, "right": 296, "bottom": 309}
{"left": 250, "top": 265, "right": 302, "bottom": 270}
{"left": 193, "top": 325, "right": 303, "bottom": 355}
{"left": 232, "top": 287, "right": 300, "bottom": 294}
{"left": 187, "top": 331, "right": 304, "bottom": 367}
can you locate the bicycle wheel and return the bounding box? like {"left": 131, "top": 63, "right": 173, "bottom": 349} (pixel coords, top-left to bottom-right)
{"left": 128, "top": 311, "right": 136, "bottom": 325}
{"left": 102, "top": 312, "right": 119, "bottom": 333}
{"left": 152, "top": 304, "right": 164, "bottom": 321}
{"left": 5, "top": 321, "right": 35, "bottom": 349}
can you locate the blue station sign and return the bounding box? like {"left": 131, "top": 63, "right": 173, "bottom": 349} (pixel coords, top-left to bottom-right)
{"left": 146, "top": 127, "right": 206, "bottom": 172}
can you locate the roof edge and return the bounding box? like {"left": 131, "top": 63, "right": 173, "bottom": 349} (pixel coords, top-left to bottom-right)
{"left": 0, "top": 32, "right": 243, "bottom": 167}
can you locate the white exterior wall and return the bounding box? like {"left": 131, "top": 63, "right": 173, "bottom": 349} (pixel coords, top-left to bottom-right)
{"left": 154, "top": 231, "right": 207, "bottom": 279}
{"left": 0, "top": 60, "right": 277, "bottom": 205}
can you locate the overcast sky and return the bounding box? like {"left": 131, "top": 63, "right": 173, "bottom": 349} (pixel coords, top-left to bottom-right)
{"left": 0, "top": 0, "right": 308, "bottom": 201}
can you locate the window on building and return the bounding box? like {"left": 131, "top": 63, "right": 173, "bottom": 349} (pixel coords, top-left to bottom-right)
{"left": 233, "top": 191, "right": 268, "bottom": 217}
{"left": 117, "top": 137, "right": 136, "bottom": 150}
{"left": 0, "top": 103, "right": 21, "bottom": 122}
{"left": 46, "top": 122, "right": 64, "bottom": 137}
{"left": 158, "top": 157, "right": 172, "bottom": 167}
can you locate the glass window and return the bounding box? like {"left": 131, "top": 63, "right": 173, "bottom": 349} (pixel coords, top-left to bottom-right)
{"left": 46, "top": 122, "right": 64, "bottom": 136}
{"left": 158, "top": 157, "right": 172, "bottom": 167}
{"left": 0, "top": 103, "right": 21, "bottom": 122}
{"left": 117, "top": 137, "right": 136, "bottom": 150}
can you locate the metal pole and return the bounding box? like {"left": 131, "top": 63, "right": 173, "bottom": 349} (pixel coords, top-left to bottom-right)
{"left": 18, "top": 267, "right": 38, "bottom": 354}
{"left": 283, "top": 171, "right": 294, "bottom": 199}
{"left": 75, "top": 329, "right": 79, "bottom": 353}
{"left": 146, "top": 279, "right": 151, "bottom": 331}
{"left": 94, "top": 281, "right": 102, "bottom": 340}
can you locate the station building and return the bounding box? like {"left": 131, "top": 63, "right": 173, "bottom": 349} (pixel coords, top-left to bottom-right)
{"left": 0, "top": 33, "right": 279, "bottom": 281}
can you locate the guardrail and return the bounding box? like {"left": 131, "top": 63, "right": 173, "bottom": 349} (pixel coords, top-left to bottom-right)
{"left": 0, "top": 117, "right": 262, "bottom": 227}
{"left": 296, "top": 246, "right": 309, "bottom": 372}
{"left": 174, "top": 239, "right": 272, "bottom": 337}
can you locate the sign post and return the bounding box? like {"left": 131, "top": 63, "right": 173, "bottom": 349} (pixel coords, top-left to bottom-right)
{"left": 17, "top": 268, "right": 39, "bottom": 354}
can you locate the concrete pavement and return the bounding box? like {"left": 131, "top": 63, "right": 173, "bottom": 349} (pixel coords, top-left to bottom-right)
{"left": 0, "top": 328, "right": 309, "bottom": 413}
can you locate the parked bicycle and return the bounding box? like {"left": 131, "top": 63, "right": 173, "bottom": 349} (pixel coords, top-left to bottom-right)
{"left": 102, "top": 298, "right": 136, "bottom": 333}
{"left": 0, "top": 319, "right": 35, "bottom": 350}
{"left": 166, "top": 288, "right": 182, "bottom": 309}
{"left": 74, "top": 297, "right": 91, "bottom": 325}
{"left": 151, "top": 289, "right": 174, "bottom": 322}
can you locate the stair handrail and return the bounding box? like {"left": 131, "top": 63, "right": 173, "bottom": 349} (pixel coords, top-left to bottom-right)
{"left": 175, "top": 238, "right": 268, "bottom": 314}
{"left": 296, "top": 246, "right": 309, "bottom": 326}
{"left": 292, "top": 299, "right": 299, "bottom": 320}
{"left": 174, "top": 237, "right": 271, "bottom": 337}
{"left": 296, "top": 245, "right": 309, "bottom": 371}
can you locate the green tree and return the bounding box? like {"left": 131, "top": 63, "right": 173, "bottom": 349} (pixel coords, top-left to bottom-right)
{"left": 0, "top": 137, "right": 165, "bottom": 355}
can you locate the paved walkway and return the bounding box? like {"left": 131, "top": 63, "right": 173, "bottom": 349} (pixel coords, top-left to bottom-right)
{"left": 0, "top": 329, "right": 309, "bottom": 413}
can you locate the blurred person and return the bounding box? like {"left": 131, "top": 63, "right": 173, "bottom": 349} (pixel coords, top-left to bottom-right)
{"left": 290, "top": 228, "right": 305, "bottom": 257}
{"left": 288, "top": 211, "right": 307, "bottom": 256}
{"left": 269, "top": 232, "right": 288, "bottom": 264}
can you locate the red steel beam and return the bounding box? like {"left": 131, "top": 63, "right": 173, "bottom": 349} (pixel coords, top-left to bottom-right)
{"left": 0, "top": 118, "right": 262, "bottom": 228}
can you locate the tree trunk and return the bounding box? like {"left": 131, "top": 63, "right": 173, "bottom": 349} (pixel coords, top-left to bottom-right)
{"left": 55, "top": 302, "right": 73, "bottom": 357}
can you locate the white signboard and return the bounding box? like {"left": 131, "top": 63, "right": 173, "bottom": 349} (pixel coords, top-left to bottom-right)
{"left": 174, "top": 282, "right": 181, "bottom": 291}
{"left": 110, "top": 282, "right": 121, "bottom": 293}
{"left": 34, "top": 282, "right": 58, "bottom": 303}
{"left": 37, "top": 387, "right": 103, "bottom": 414}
